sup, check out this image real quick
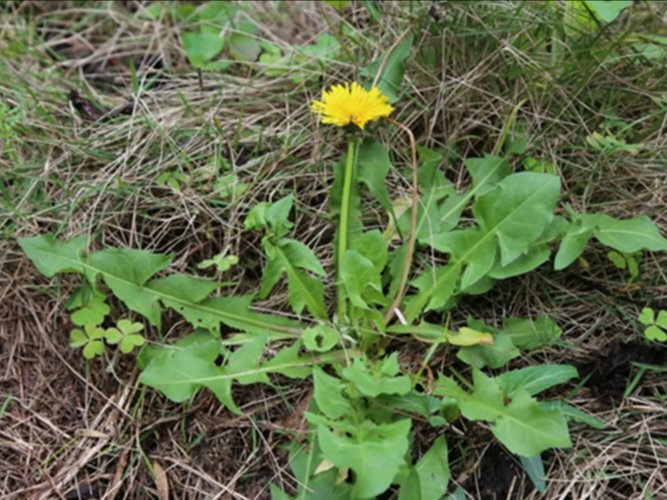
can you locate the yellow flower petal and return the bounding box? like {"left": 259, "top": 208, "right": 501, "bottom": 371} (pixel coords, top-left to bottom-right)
{"left": 310, "top": 82, "right": 394, "bottom": 129}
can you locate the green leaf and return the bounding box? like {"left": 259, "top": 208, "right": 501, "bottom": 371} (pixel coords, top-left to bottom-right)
{"left": 313, "top": 367, "right": 350, "bottom": 419}
{"left": 18, "top": 234, "right": 89, "bottom": 277}
{"left": 407, "top": 172, "right": 559, "bottom": 317}
{"left": 473, "top": 172, "right": 561, "bottom": 266}
{"left": 445, "top": 327, "right": 494, "bottom": 347}
{"left": 147, "top": 274, "right": 297, "bottom": 337}
{"left": 70, "top": 292, "right": 110, "bottom": 326}
{"left": 404, "top": 263, "right": 461, "bottom": 321}
{"left": 341, "top": 250, "right": 384, "bottom": 310}
{"left": 269, "top": 484, "right": 292, "bottom": 500}
{"left": 69, "top": 329, "right": 88, "bottom": 348}
{"left": 259, "top": 253, "right": 282, "bottom": 298}
{"left": 267, "top": 195, "right": 295, "bottom": 235}
{"left": 436, "top": 371, "right": 572, "bottom": 456}
{"left": 226, "top": 335, "right": 270, "bottom": 385}
{"left": 228, "top": 21, "right": 261, "bottom": 62}
{"left": 71, "top": 323, "right": 106, "bottom": 355}
{"left": 492, "top": 392, "right": 572, "bottom": 456}
{"left": 342, "top": 355, "right": 411, "bottom": 397}
{"left": 317, "top": 419, "right": 411, "bottom": 498}
{"left": 263, "top": 342, "right": 312, "bottom": 379}
{"left": 585, "top": 0, "right": 632, "bottom": 23}
{"left": 117, "top": 319, "right": 144, "bottom": 335}
{"left": 245, "top": 195, "right": 294, "bottom": 236}
{"left": 626, "top": 253, "right": 639, "bottom": 279}
{"left": 198, "top": 253, "right": 239, "bottom": 272}
{"left": 524, "top": 157, "right": 556, "bottom": 175}
{"left": 214, "top": 173, "right": 248, "bottom": 200}
{"left": 638, "top": 307, "right": 655, "bottom": 326}
{"left": 194, "top": 1, "right": 235, "bottom": 22}
{"left": 87, "top": 323, "right": 105, "bottom": 340}
{"left": 503, "top": 315, "right": 562, "bottom": 350}
{"left": 140, "top": 3, "right": 164, "bottom": 20}
{"left": 417, "top": 147, "right": 447, "bottom": 186}
{"left": 258, "top": 238, "right": 327, "bottom": 319}
{"left": 357, "top": 139, "right": 392, "bottom": 210}
{"left": 89, "top": 248, "right": 173, "bottom": 285}
{"left": 592, "top": 215, "right": 667, "bottom": 253}
{"left": 379, "top": 392, "right": 446, "bottom": 427}
{"left": 361, "top": 36, "right": 413, "bottom": 103}
{"left": 140, "top": 332, "right": 344, "bottom": 411}
{"left": 396, "top": 147, "right": 458, "bottom": 246}
{"left": 325, "top": 0, "right": 350, "bottom": 10}
{"left": 645, "top": 325, "right": 667, "bottom": 342}
{"left": 280, "top": 240, "right": 326, "bottom": 277}
{"left": 607, "top": 250, "right": 626, "bottom": 269}
{"left": 183, "top": 31, "right": 225, "bottom": 68}
{"left": 414, "top": 436, "right": 450, "bottom": 500}
{"left": 104, "top": 327, "right": 123, "bottom": 344}
{"left": 393, "top": 322, "right": 493, "bottom": 352}
{"left": 89, "top": 248, "right": 172, "bottom": 328}
{"left": 460, "top": 275, "right": 496, "bottom": 295}
{"left": 408, "top": 154, "right": 511, "bottom": 249}
{"left": 279, "top": 255, "right": 327, "bottom": 319}
{"left": 464, "top": 155, "right": 513, "bottom": 197}
{"left": 303, "top": 324, "right": 339, "bottom": 352}
{"left": 554, "top": 219, "right": 593, "bottom": 270}
{"left": 82, "top": 340, "right": 105, "bottom": 359}
{"left": 431, "top": 229, "right": 496, "bottom": 289}
{"left": 656, "top": 310, "right": 667, "bottom": 329}
{"left": 140, "top": 334, "right": 268, "bottom": 413}
{"left": 351, "top": 230, "right": 388, "bottom": 273}
{"left": 497, "top": 365, "right": 579, "bottom": 397}
{"left": 457, "top": 332, "right": 519, "bottom": 369}
{"left": 398, "top": 469, "right": 421, "bottom": 500}
{"left": 120, "top": 334, "right": 145, "bottom": 353}
{"left": 488, "top": 244, "right": 550, "bottom": 280}
{"left": 520, "top": 455, "right": 546, "bottom": 494}
{"left": 138, "top": 330, "right": 233, "bottom": 407}
{"left": 545, "top": 401, "right": 605, "bottom": 429}
{"left": 21, "top": 234, "right": 304, "bottom": 347}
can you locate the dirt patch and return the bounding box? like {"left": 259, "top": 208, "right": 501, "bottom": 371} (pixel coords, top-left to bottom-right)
{"left": 463, "top": 443, "right": 533, "bottom": 500}
{"left": 579, "top": 341, "right": 667, "bottom": 402}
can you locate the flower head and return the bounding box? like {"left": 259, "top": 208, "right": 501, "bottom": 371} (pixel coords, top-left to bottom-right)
{"left": 310, "top": 82, "right": 394, "bottom": 129}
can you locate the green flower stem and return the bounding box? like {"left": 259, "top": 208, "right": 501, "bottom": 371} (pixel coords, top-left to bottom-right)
{"left": 337, "top": 137, "right": 357, "bottom": 320}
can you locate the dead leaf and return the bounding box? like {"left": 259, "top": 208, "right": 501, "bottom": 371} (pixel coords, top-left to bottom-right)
{"left": 152, "top": 461, "right": 169, "bottom": 500}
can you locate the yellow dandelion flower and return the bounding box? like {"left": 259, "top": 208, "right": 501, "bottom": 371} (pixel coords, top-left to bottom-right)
{"left": 310, "top": 82, "right": 394, "bottom": 129}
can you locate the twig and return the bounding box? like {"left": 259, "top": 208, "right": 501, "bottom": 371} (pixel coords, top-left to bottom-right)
{"left": 383, "top": 117, "right": 418, "bottom": 325}
{"left": 372, "top": 30, "right": 411, "bottom": 89}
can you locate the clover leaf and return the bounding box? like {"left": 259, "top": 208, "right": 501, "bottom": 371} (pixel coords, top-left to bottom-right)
{"left": 638, "top": 307, "right": 654, "bottom": 325}
{"left": 638, "top": 307, "right": 667, "bottom": 342}
{"left": 105, "top": 319, "right": 145, "bottom": 354}
{"left": 70, "top": 323, "right": 106, "bottom": 359}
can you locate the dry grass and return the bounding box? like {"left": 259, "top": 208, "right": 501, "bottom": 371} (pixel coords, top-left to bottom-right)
{"left": 1, "top": 1, "right": 666, "bottom": 499}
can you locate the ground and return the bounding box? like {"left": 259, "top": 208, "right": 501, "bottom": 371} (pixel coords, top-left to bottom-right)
{"left": 1, "top": 1, "right": 666, "bottom": 499}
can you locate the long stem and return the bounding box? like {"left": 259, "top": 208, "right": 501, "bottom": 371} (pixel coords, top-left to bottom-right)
{"left": 383, "top": 118, "right": 418, "bottom": 326}
{"left": 337, "top": 137, "right": 356, "bottom": 320}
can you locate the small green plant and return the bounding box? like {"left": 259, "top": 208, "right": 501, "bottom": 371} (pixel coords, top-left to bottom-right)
{"left": 19, "top": 71, "right": 667, "bottom": 499}
{"left": 69, "top": 323, "right": 107, "bottom": 359}
{"left": 144, "top": 1, "right": 261, "bottom": 70}
{"left": 638, "top": 307, "right": 667, "bottom": 342}
{"left": 586, "top": 130, "right": 642, "bottom": 155}
{"left": 607, "top": 250, "right": 641, "bottom": 282}
{"left": 197, "top": 249, "right": 239, "bottom": 273}
{"left": 104, "top": 319, "right": 146, "bottom": 354}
